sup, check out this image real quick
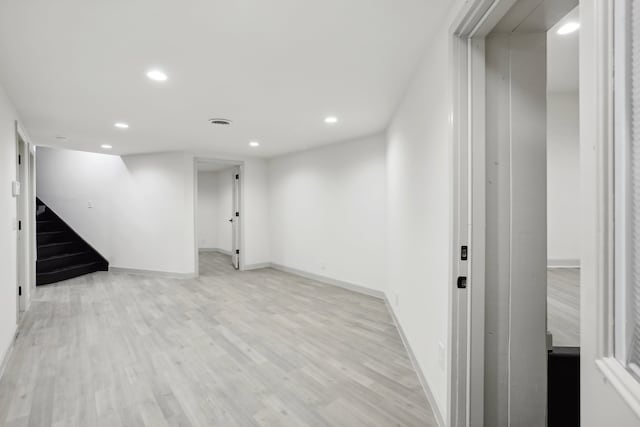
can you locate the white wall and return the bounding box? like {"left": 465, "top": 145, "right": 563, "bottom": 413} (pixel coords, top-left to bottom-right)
{"left": 241, "top": 158, "right": 270, "bottom": 268}
{"left": 0, "top": 85, "right": 18, "bottom": 370}
{"left": 37, "top": 148, "right": 196, "bottom": 275}
{"left": 197, "top": 172, "right": 219, "bottom": 249}
{"left": 197, "top": 169, "right": 234, "bottom": 252}
{"left": 215, "top": 169, "right": 234, "bottom": 253}
{"left": 268, "top": 134, "right": 386, "bottom": 293}
{"left": 111, "top": 152, "right": 195, "bottom": 274}
{"left": 547, "top": 91, "right": 580, "bottom": 266}
{"left": 36, "top": 147, "right": 121, "bottom": 259}
{"left": 37, "top": 148, "right": 271, "bottom": 273}
{"left": 385, "top": 23, "right": 451, "bottom": 421}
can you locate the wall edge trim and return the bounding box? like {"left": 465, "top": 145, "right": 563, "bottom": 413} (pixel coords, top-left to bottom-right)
{"left": 268, "top": 262, "right": 444, "bottom": 425}
{"left": 269, "top": 263, "right": 385, "bottom": 299}
{"left": 109, "top": 267, "right": 197, "bottom": 279}
{"left": 384, "top": 296, "right": 445, "bottom": 427}
{"left": 0, "top": 325, "right": 19, "bottom": 383}
{"left": 243, "top": 262, "right": 271, "bottom": 271}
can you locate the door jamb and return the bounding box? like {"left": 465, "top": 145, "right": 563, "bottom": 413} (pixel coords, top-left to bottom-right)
{"left": 448, "top": 1, "right": 520, "bottom": 425}
{"left": 14, "top": 122, "right": 34, "bottom": 320}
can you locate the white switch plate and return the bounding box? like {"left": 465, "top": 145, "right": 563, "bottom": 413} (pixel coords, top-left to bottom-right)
{"left": 11, "top": 181, "right": 20, "bottom": 197}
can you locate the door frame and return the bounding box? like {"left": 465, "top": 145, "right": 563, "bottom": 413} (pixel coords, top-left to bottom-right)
{"left": 14, "top": 122, "right": 35, "bottom": 320}
{"left": 449, "top": 2, "right": 514, "bottom": 424}
{"left": 448, "top": 0, "right": 578, "bottom": 425}
{"left": 231, "top": 166, "right": 241, "bottom": 270}
{"left": 193, "top": 157, "right": 244, "bottom": 275}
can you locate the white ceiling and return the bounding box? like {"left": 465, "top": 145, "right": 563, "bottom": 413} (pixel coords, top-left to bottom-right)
{"left": 547, "top": 6, "right": 579, "bottom": 93}
{"left": 0, "top": 0, "right": 449, "bottom": 158}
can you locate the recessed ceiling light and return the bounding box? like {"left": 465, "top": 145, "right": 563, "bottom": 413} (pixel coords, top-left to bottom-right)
{"left": 114, "top": 122, "right": 129, "bottom": 129}
{"left": 146, "top": 69, "right": 168, "bottom": 82}
{"left": 557, "top": 22, "right": 580, "bottom": 35}
{"left": 324, "top": 116, "right": 338, "bottom": 124}
{"left": 101, "top": 144, "right": 112, "bottom": 150}
{"left": 249, "top": 141, "right": 260, "bottom": 147}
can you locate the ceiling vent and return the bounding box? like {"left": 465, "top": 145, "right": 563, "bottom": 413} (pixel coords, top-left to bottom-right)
{"left": 209, "top": 118, "right": 232, "bottom": 126}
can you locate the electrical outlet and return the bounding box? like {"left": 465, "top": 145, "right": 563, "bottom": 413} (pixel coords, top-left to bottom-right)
{"left": 438, "top": 342, "right": 445, "bottom": 370}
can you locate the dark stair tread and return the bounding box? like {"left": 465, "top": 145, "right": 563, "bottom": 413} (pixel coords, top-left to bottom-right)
{"left": 38, "top": 250, "right": 90, "bottom": 261}
{"left": 37, "top": 261, "right": 100, "bottom": 275}
{"left": 38, "top": 231, "right": 67, "bottom": 236}
{"left": 37, "top": 241, "right": 76, "bottom": 248}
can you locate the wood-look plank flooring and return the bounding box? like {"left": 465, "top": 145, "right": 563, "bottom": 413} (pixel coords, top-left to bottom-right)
{"left": 547, "top": 268, "right": 580, "bottom": 347}
{"left": 0, "top": 252, "right": 437, "bottom": 427}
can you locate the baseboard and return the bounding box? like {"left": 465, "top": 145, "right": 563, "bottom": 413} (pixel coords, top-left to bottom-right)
{"left": 242, "top": 262, "right": 271, "bottom": 271}
{"left": 0, "top": 324, "right": 19, "bottom": 383}
{"left": 547, "top": 259, "right": 580, "bottom": 268}
{"left": 269, "top": 264, "right": 442, "bottom": 423}
{"left": 109, "top": 267, "right": 197, "bottom": 279}
{"left": 199, "top": 248, "right": 233, "bottom": 256}
{"left": 384, "top": 297, "right": 445, "bottom": 427}
{"left": 269, "top": 263, "right": 385, "bottom": 299}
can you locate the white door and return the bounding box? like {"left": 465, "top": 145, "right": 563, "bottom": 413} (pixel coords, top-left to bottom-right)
{"left": 231, "top": 168, "right": 240, "bottom": 270}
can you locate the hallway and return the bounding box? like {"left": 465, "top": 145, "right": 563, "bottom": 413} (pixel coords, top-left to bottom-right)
{"left": 0, "top": 253, "right": 436, "bottom": 426}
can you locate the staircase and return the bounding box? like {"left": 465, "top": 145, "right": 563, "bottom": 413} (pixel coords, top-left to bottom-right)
{"left": 36, "top": 198, "right": 108, "bottom": 285}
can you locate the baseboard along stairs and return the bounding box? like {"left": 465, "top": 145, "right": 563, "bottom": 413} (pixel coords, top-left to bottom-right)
{"left": 36, "top": 198, "right": 108, "bottom": 285}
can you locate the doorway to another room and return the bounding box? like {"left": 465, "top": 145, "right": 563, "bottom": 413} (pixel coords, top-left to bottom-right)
{"left": 546, "top": 6, "right": 580, "bottom": 349}
{"left": 196, "top": 160, "right": 242, "bottom": 275}
{"left": 449, "top": 0, "right": 580, "bottom": 425}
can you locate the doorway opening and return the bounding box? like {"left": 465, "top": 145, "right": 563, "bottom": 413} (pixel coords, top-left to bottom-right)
{"left": 546, "top": 7, "right": 581, "bottom": 348}
{"left": 546, "top": 7, "right": 581, "bottom": 427}
{"left": 195, "top": 159, "right": 242, "bottom": 275}
{"left": 449, "top": 0, "right": 579, "bottom": 425}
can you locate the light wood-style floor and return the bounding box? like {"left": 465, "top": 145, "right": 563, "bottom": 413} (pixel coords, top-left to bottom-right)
{"left": 0, "top": 252, "right": 437, "bottom": 427}
{"left": 547, "top": 268, "right": 580, "bottom": 347}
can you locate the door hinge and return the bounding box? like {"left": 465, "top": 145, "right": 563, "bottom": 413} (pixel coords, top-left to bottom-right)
{"left": 18, "top": 154, "right": 21, "bottom": 165}
{"left": 235, "top": 249, "right": 240, "bottom": 254}
{"left": 235, "top": 212, "right": 239, "bottom": 217}
{"left": 457, "top": 276, "right": 467, "bottom": 289}
{"left": 18, "top": 286, "right": 21, "bottom": 296}
{"left": 235, "top": 174, "right": 239, "bottom": 180}
{"left": 18, "top": 220, "right": 21, "bottom": 231}
{"left": 461, "top": 245, "right": 468, "bottom": 261}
